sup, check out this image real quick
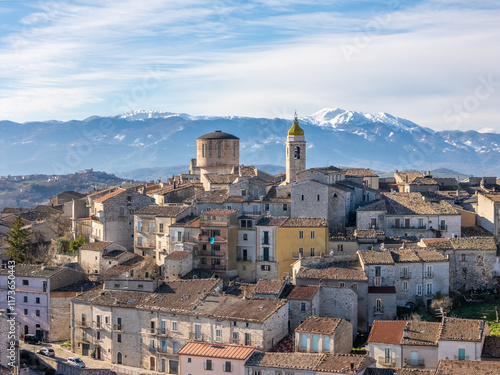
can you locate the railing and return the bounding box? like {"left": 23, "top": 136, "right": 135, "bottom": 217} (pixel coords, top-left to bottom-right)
{"left": 373, "top": 307, "right": 384, "bottom": 314}
{"left": 424, "top": 271, "right": 433, "bottom": 278}
{"left": 405, "top": 358, "right": 425, "bottom": 367}
{"left": 211, "top": 264, "right": 226, "bottom": 270}
{"left": 148, "top": 346, "right": 156, "bottom": 353}
{"left": 400, "top": 271, "right": 412, "bottom": 279}
{"left": 378, "top": 357, "right": 396, "bottom": 367}
{"left": 454, "top": 355, "right": 469, "bottom": 360}
{"left": 112, "top": 324, "right": 123, "bottom": 331}
{"left": 292, "top": 252, "right": 305, "bottom": 259}
{"left": 75, "top": 320, "right": 90, "bottom": 328}
{"left": 157, "top": 328, "right": 168, "bottom": 336}
{"left": 199, "top": 235, "right": 227, "bottom": 243}
{"left": 256, "top": 256, "right": 275, "bottom": 262}
{"left": 392, "top": 225, "right": 426, "bottom": 230}
{"left": 236, "top": 256, "right": 252, "bottom": 262}
{"left": 77, "top": 335, "right": 90, "bottom": 343}
{"left": 157, "top": 346, "right": 168, "bottom": 354}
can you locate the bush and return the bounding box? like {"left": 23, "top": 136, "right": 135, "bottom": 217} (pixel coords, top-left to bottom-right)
{"left": 70, "top": 235, "right": 86, "bottom": 251}
{"left": 56, "top": 237, "right": 70, "bottom": 253}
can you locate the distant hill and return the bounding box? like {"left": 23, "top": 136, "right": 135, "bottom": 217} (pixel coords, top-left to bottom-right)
{"left": 1, "top": 108, "right": 499, "bottom": 178}
{"left": 0, "top": 170, "right": 135, "bottom": 210}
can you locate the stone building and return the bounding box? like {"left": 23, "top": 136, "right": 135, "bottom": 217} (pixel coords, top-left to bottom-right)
{"left": 476, "top": 192, "right": 500, "bottom": 239}
{"left": 235, "top": 215, "right": 260, "bottom": 282}
{"left": 133, "top": 205, "right": 192, "bottom": 267}
{"left": 0, "top": 265, "right": 84, "bottom": 341}
{"left": 79, "top": 241, "right": 129, "bottom": 275}
{"left": 343, "top": 168, "right": 380, "bottom": 190}
{"left": 356, "top": 193, "right": 461, "bottom": 239}
{"left": 70, "top": 278, "right": 288, "bottom": 373}
{"left": 295, "top": 317, "right": 353, "bottom": 355}
{"left": 88, "top": 188, "right": 154, "bottom": 250}
{"left": 255, "top": 217, "right": 288, "bottom": 281}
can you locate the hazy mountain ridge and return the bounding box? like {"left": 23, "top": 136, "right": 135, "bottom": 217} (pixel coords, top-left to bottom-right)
{"left": 1, "top": 108, "right": 499, "bottom": 178}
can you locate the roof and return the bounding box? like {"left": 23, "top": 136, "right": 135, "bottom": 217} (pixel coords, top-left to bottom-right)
{"left": 280, "top": 217, "right": 328, "bottom": 228}
{"left": 395, "top": 171, "right": 423, "bottom": 184}
{"left": 288, "top": 116, "right": 304, "bottom": 136}
{"left": 439, "top": 317, "right": 483, "bottom": 342}
{"left": 382, "top": 193, "right": 458, "bottom": 215}
{"left": 282, "top": 285, "right": 320, "bottom": 300}
{"left": 409, "top": 177, "right": 439, "bottom": 185}
{"left": 357, "top": 200, "right": 387, "bottom": 212}
{"left": 421, "top": 238, "right": 454, "bottom": 251}
{"left": 256, "top": 217, "right": 289, "bottom": 226}
{"left": 342, "top": 168, "right": 379, "bottom": 177}
{"left": 197, "top": 130, "right": 239, "bottom": 140}
{"left": 368, "top": 286, "right": 396, "bottom": 294}
{"left": 178, "top": 342, "right": 256, "bottom": 360}
{"left": 296, "top": 263, "right": 368, "bottom": 282}
{"left": 390, "top": 248, "right": 446, "bottom": 263}
{"left": 80, "top": 241, "right": 113, "bottom": 251}
{"left": 165, "top": 251, "right": 191, "bottom": 260}
{"left": 202, "top": 208, "right": 237, "bottom": 216}
{"left": 450, "top": 237, "right": 497, "bottom": 250}
{"left": 368, "top": 321, "right": 406, "bottom": 344}
{"left": 204, "top": 173, "right": 238, "bottom": 184}
{"left": 358, "top": 250, "right": 395, "bottom": 265}
{"left": 191, "top": 189, "right": 228, "bottom": 204}
{"left": 245, "top": 352, "right": 323, "bottom": 370}
{"left": 435, "top": 359, "right": 500, "bottom": 375}
{"left": 401, "top": 321, "right": 441, "bottom": 346}
{"left": 315, "top": 354, "right": 376, "bottom": 373}
{"left": 253, "top": 279, "right": 285, "bottom": 296}
{"left": 0, "top": 264, "right": 74, "bottom": 279}
{"left": 365, "top": 370, "right": 434, "bottom": 375}
{"left": 355, "top": 229, "right": 385, "bottom": 239}
{"left": 134, "top": 205, "right": 190, "bottom": 217}
{"left": 295, "top": 316, "right": 343, "bottom": 335}
{"left": 481, "top": 192, "right": 500, "bottom": 202}
{"left": 93, "top": 188, "right": 125, "bottom": 203}
{"left": 482, "top": 336, "right": 500, "bottom": 358}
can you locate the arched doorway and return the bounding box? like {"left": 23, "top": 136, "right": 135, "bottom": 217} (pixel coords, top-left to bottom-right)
{"left": 117, "top": 352, "right": 122, "bottom": 364}
{"left": 150, "top": 357, "right": 155, "bottom": 371}
{"left": 24, "top": 325, "right": 29, "bottom": 335}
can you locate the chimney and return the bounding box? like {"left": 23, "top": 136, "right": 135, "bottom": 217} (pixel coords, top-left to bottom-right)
{"left": 403, "top": 326, "right": 408, "bottom": 338}
{"left": 350, "top": 362, "right": 355, "bottom": 371}
{"left": 243, "top": 289, "right": 247, "bottom": 300}
{"left": 197, "top": 292, "right": 201, "bottom": 300}
{"left": 402, "top": 242, "right": 406, "bottom": 249}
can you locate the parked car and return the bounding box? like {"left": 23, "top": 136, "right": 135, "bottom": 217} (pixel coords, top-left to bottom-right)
{"left": 67, "top": 357, "right": 85, "bottom": 368}
{"left": 24, "top": 334, "right": 41, "bottom": 345}
{"left": 37, "top": 348, "right": 55, "bottom": 357}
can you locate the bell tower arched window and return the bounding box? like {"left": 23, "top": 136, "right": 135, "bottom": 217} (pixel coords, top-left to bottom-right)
{"left": 294, "top": 146, "right": 300, "bottom": 159}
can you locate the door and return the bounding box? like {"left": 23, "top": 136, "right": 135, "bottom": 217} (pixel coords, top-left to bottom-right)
{"left": 458, "top": 348, "right": 465, "bottom": 360}
{"left": 312, "top": 335, "right": 319, "bottom": 352}
{"left": 411, "top": 351, "right": 418, "bottom": 366}
{"left": 96, "top": 346, "right": 101, "bottom": 360}
{"left": 150, "top": 357, "right": 155, "bottom": 371}
{"left": 82, "top": 344, "right": 90, "bottom": 356}
{"left": 243, "top": 249, "right": 248, "bottom": 261}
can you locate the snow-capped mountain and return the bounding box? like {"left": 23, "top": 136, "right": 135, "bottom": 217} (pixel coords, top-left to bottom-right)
{"left": 1, "top": 108, "right": 499, "bottom": 179}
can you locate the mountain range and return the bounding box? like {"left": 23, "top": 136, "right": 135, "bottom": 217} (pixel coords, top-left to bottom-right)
{"left": 1, "top": 108, "right": 499, "bottom": 181}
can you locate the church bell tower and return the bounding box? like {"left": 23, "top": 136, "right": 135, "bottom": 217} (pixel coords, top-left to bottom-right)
{"left": 286, "top": 111, "right": 306, "bottom": 184}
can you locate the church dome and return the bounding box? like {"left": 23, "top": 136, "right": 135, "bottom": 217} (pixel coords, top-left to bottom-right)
{"left": 197, "top": 130, "right": 239, "bottom": 140}
{"left": 287, "top": 113, "right": 304, "bottom": 136}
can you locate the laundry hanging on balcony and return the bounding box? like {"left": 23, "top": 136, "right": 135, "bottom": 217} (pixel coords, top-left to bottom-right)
{"left": 210, "top": 237, "right": 215, "bottom": 244}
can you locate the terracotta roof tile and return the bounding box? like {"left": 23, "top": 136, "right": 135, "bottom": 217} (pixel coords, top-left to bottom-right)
{"left": 435, "top": 359, "right": 500, "bottom": 375}
{"left": 482, "top": 336, "right": 500, "bottom": 358}
{"left": 280, "top": 217, "right": 328, "bottom": 228}
{"left": 178, "top": 342, "right": 257, "bottom": 359}
{"left": 295, "top": 317, "right": 343, "bottom": 335}
{"left": 165, "top": 251, "right": 191, "bottom": 260}
{"left": 450, "top": 237, "right": 497, "bottom": 250}
{"left": 245, "top": 352, "right": 323, "bottom": 370}
{"left": 93, "top": 188, "right": 125, "bottom": 203}
{"left": 315, "top": 354, "right": 376, "bottom": 373}
{"left": 382, "top": 192, "right": 458, "bottom": 215}
{"left": 401, "top": 321, "right": 441, "bottom": 346}
{"left": 296, "top": 263, "right": 368, "bottom": 282}
{"left": 135, "top": 205, "right": 190, "bottom": 217}
{"left": 253, "top": 279, "right": 285, "bottom": 295}
{"left": 80, "top": 241, "right": 113, "bottom": 251}
{"left": 439, "top": 317, "right": 483, "bottom": 342}
{"left": 342, "top": 168, "right": 379, "bottom": 177}
{"left": 202, "top": 209, "right": 237, "bottom": 216}
{"left": 282, "top": 285, "right": 319, "bottom": 300}
{"left": 368, "top": 321, "right": 406, "bottom": 344}
{"left": 358, "top": 250, "right": 395, "bottom": 265}
{"left": 204, "top": 173, "right": 238, "bottom": 184}
{"left": 256, "top": 217, "right": 289, "bottom": 226}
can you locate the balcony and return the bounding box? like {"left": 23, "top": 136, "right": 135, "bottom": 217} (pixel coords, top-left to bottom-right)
{"left": 404, "top": 358, "right": 425, "bottom": 367}
{"left": 454, "top": 355, "right": 469, "bottom": 361}
{"left": 75, "top": 320, "right": 90, "bottom": 328}
{"left": 157, "top": 328, "right": 168, "bottom": 336}
{"left": 236, "top": 256, "right": 253, "bottom": 262}
{"left": 112, "top": 324, "right": 123, "bottom": 331}
{"left": 157, "top": 346, "right": 169, "bottom": 354}
{"left": 199, "top": 235, "right": 227, "bottom": 243}
{"left": 373, "top": 307, "right": 384, "bottom": 315}
{"left": 400, "top": 271, "right": 412, "bottom": 279}
{"left": 77, "top": 335, "right": 90, "bottom": 343}
{"left": 256, "top": 256, "right": 275, "bottom": 262}
{"left": 378, "top": 357, "right": 396, "bottom": 367}
{"left": 392, "top": 225, "right": 426, "bottom": 230}
{"left": 211, "top": 264, "right": 226, "bottom": 270}
{"left": 424, "top": 271, "right": 433, "bottom": 278}
{"left": 148, "top": 346, "right": 156, "bottom": 353}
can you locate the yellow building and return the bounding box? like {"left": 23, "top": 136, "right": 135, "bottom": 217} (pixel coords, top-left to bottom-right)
{"left": 276, "top": 218, "right": 328, "bottom": 279}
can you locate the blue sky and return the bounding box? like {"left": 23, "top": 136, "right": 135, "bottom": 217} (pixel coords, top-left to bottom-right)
{"left": 0, "top": 0, "right": 499, "bottom": 132}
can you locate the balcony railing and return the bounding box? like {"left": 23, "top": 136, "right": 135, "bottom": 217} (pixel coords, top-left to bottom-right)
{"left": 236, "top": 256, "right": 253, "bottom": 262}
{"left": 392, "top": 225, "right": 427, "bottom": 230}
{"left": 77, "top": 335, "right": 90, "bottom": 343}
{"left": 378, "top": 357, "right": 396, "bottom": 367}
{"left": 75, "top": 320, "right": 90, "bottom": 328}
{"left": 424, "top": 271, "right": 433, "bottom": 278}
{"left": 199, "top": 235, "right": 227, "bottom": 243}
{"left": 454, "top": 355, "right": 469, "bottom": 361}
{"left": 112, "top": 324, "right": 123, "bottom": 331}
{"left": 400, "top": 271, "right": 412, "bottom": 279}
{"left": 373, "top": 307, "right": 384, "bottom": 315}
{"left": 211, "top": 264, "right": 226, "bottom": 270}
{"left": 404, "top": 358, "right": 425, "bottom": 367}
{"left": 256, "top": 256, "right": 275, "bottom": 262}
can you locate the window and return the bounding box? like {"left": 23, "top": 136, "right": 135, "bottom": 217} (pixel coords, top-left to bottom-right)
{"left": 173, "top": 342, "right": 178, "bottom": 354}
{"left": 426, "top": 283, "right": 433, "bottom": 295}
{"left": 402, "top": 281, "right": 408, "bottom": 291}
{"left": 150, "top": 338, "right": 155, "bottom": 351}
{"left": 461, "top": 254, "right": 466, "bottom": 262}
{"left": 96, "top": 315, "right": 101, "bottom": 328}
{"left": 117, "top": 317, "right": 122, "bottom": 330}
{"left": 217, "top": 142, "right": 222, "bottom": 158}
{"left": 243, "top": 233, "right": 248, "bottom": 241}
{"left": 351, "top": 283, "right": 358, "bottom": 290}
{"left": 402, "top": 266, "right": 409, "bottom": 278}
{"left": 310, "top": 247, "right": 315, "bottom": 256}
{"left": 245, "top": 333, "right": 251, "bottom": 346}
{"left": 299, "top": 230, "right": 304, "bottom": 239}
{"left": 150, "top": 222, "right": 154, "bottom": 232}
{"left": 317, "top": 194, "right": 320, "bottom": 201}
{"left": 301, "top": 194, "right": 304, "bottom": 201}
{"left": 300, "top": 302, "right": 306, "bottom": 311}
{"left": 440, "top": 220, "right": 446, "bottom": 230}
{"left": 172, "top": 321, "right": 178, "bottom": 331}
{"left": 310, "top": 230, "right": 315, "bottom": 239}
{"left": 42, "top": 281, "right": 47, "bottom": 292}
{"left": 187, "top": 357, "right": 192, "bottom": 363}
{"left": 282, "top": 204, "right": 287, "bottom": 211}
{"left": 23, "top": 296, "right": 28, "bottom": 303}
{"left": 324, "top": 337, "right": 330, "bottom": 351}
{"left": 477, "top": 255, "right": 484, "bottom": 265}
{"left": 416, "top": 284, "right": 422, "bottom": 296}
{"left": 298, "top": 247, "right": 304, "bottom": 257}
{"left": 205, "top": 359, "right": 213, "bottom": 371}
{"left": 137, "top": 237, "right": 142, "bottom": 246}
{"left": 232, "top": 331, "right": 239, "bottom": 344}
{"left": 117, "top": 334, "right": 122, "bottom": 343}
{"left": 375, "top": 298, "right": 382, "bottom": 313}
{"left": 337, "top": 244, "right": 343, "bottom": 252}
{"left": 202, "top": 143, "right": 205, "bottom": 157}
{"left": 215, "top": 324, "right": 222, "bottom": 342}
{"left": 241, "top": 189, "right": 247, "bottom": 196}
{"left": 117, "top": 352, "right": 123, "bottom": 364}
{"left": 97, "top": 331, "right": 101, "bottom": 340}
{"left": 461, "top": 268, "right": 467, "bottom": 279}
{"left": 105, "top": 316, "right": 109, "bottom": 324}
{"left": 418, "top": 218, "right": 424, "bottom": 228}
{"left": 195, "top": 324, "right": 201, "bottom": 339}
{"left": 394, "top": 218, "right": 400, "bottom": 228}
{"left": 212, "top": 244, "right": 220, "bottom": 252}
{"left": 159, "top": 223, "right": 163, "bottom": 233}
{"left": 261, "top": 265, "right": 270, "bottom": 271}
{"left": 82, "top": 313, "right": 86, "bottom": 325}
{"left": 375, "top": 266, "right": 381, "bottom": 277}
{"left": 177, "top": 231, "right": 182, "bottom": 241}
{"left": 425, "top": 265, "right": 433, "bottom": 278}
{"left": 264, "top": 203, "right": 269, "bottom": 211}
{"left": 301, "top": 334, "right": 307, "bottom": 348}
{"left": 263, "top": 231, "right": 269, "bottom": 245}
{"left": 253, "top": 371, "right": 261, "bottom": 375}
{"left": 224, "top": 361, "right": 232, "bottom": 372}
{"left": 339, "top": 282, "right": 345, "bottom": 288}
{"left": 23, "top": 279, "right": 29, "bottom": 286}
{"left": 138, "top": 221, "right": 142, "bottom": 231}
{"left": 405, "top": 218, "right": 410, "bottom": 228}
{"left": 371, "top": 218, "right": 377, "bottom": 228}
{"left": 24, "top": 309, "right": 28, "bottom": 316}
{"left": 201, "top": 258, "right": 207, "bottom": 265}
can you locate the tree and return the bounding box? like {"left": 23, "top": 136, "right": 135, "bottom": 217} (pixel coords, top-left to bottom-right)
{"left": 431, "top": 296, "right": 454, "bottom": 320}
{"left": 69, "top": 236, "right": 86, "bottom": 252}
{"left": 6, "top": 215, "right": 31, "bottom": 262}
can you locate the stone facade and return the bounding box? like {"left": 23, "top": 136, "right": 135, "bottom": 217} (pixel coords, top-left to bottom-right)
{"left": 79, "top": 242, "right": 129, "bottom": 275}
{"left": 285, "top": 129, "right": 306, "bottom": 184}
{"left": 295, "top": 317, "right": 353, "bottom": 354}
{"left": 477, "top": 192, "right": 500, "bottom": 238}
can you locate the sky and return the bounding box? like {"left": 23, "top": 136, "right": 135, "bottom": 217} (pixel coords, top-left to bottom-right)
{"left": 0, "top": 0, "right": 499, "bottom": 132}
